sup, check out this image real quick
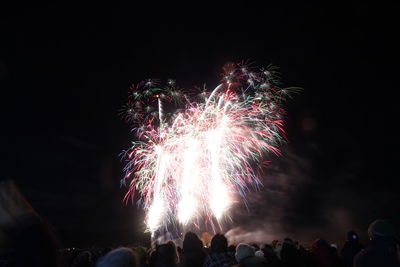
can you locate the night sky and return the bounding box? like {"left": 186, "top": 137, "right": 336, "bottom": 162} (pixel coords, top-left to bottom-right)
{"left": 1, "top": 2, "right": 399, "bottom": 248}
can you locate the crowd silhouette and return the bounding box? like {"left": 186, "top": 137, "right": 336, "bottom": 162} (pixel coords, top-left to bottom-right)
{"left": 1, "top": 181, "right": 399, "bottom": 267}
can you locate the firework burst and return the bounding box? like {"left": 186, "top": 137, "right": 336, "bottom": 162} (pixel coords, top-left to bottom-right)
{"left": 120, "top": 62, "right": 300, "bottom": 233}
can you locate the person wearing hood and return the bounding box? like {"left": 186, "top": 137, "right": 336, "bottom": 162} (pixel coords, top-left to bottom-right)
{"left": 180, "top": 232, "right": 206, "bottom": 267}
{"left": 0, "top": 180, "right": 61, "bottom": 267}
{"left": 340, "top": 230, "right": 363, "bottom": 267}
{"left": 354, "top": 219, "right": 400, "bottom": 267}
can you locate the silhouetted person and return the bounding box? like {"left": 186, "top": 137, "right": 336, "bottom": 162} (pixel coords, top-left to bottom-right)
{"left": 311, "top": 239, "right": 344, "bottom": 267}
{"left": 204, "top": 233, "right": 235, "bottom": 267}
{"left": 298, "top": 244, "right": 313, "bottom": 267}
{"left": 150, "top": 241, "right": 178, "bottom": 267}
{"left": 354, "top": 219, "right": 400, "bottom": 267}
{"left": 280, "top": 238, "right": 303, "bottom": 267}
{"left": 261, "top": 244, "right": 282, "bottom": 267}
{"left": 234, "top": 243, "right": 267, "bottom": 267}
{"left": 96, "top": 247, "right": 137, "bottom": 267}
{"left": 180, "top": 232, "right": 206, "bottom": 267}
{"left": 0, "top": 180, "right": 61, "bottom": 267}
{"left": 340, "top": 231, "right": 363, "bottom": 267}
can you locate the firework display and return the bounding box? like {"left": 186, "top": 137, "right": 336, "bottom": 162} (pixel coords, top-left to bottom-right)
{"left": 120, "top": 62, "right": 299, "bottom": 233}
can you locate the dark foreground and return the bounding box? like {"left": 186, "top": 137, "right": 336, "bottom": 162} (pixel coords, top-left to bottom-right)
{"left": 1, "top": 180, "right": 399, "bottom": 267}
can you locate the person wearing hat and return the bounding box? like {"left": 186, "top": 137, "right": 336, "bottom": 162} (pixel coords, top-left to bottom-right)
{"left": 340, "top": 230, "right": 364, "bottom": 267}
{"left": 353, "top": 219, "right": 400, "bottom": 267}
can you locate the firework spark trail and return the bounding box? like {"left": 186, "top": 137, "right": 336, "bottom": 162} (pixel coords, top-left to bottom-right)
{"left": 120, "top": 62, "right": 300, "bottom": 233}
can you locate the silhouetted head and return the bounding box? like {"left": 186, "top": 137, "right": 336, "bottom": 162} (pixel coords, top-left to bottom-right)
{"left": 96, "top": 247, "right": 137, "bottom": 267}
{"left": 210, "top": 233, "right": 228, "bottom": 253}
{"left": 283, "top": 238, "right": 294, "bottom": 245}
{"left": 311, "top": 238, "right": 330, "bottom": 252}
{"left": 183, "top": 232, "right": 203, "bottom": 253}
{"left": 154, "top": 241, "right": 178, "bottom": 265}
{"left": 235, "top": 243, "right": 255, "bottom": 262}
{"left": 0, "top": 181, "right": 61, "bottom": 267}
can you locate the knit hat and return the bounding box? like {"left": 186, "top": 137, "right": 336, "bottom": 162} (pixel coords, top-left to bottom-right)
{"left": 235, "top": 243, "right": 255, "bottom": 262}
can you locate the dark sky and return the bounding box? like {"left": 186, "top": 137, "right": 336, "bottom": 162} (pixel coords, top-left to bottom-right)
{"left": 1, "top": 2, "right": 399, "bottom": 247}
